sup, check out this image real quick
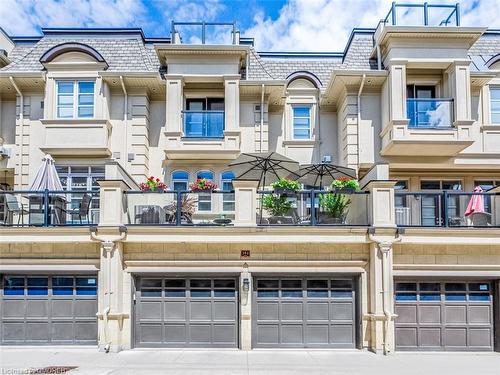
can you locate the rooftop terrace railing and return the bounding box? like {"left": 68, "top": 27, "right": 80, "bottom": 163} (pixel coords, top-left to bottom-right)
{"left": 383, "top": 2, "right": 460, "bottom": 27}
{"left": 395, "top": 191, "right": 500, "bottom": 228}
{"left": 0, "top": 190, "right": 100, "bottom": 227}
{"left": 171, "top": 21, "right": 238, "bottom": 45}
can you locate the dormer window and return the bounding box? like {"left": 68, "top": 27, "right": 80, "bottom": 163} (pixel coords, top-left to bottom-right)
{"left": 56, "top": 80, "right": 95, "bottom": 119}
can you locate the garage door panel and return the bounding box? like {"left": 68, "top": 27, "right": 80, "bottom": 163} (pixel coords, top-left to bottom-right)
{"left": 164, "top": 301, "right": 185, "bottom": 320}
{"left": 26, "top": 322, "right": 49, "bottom": 341}
{"left": 395, "top": 281, "right": 494, "bottom": 351}
{"left": 73, "top": 300, "right": 97, "bottom": 318}
{"left": 282, "top": 324, "right": 303, "bottom": 344}
{"left": 468, "top": 305, "right": 491, "bottom": 324}
{"left": 3, "top": 323, "right": 25, "bottom": 342}
{"left": 134, "top": 277, "right": 238, "bottom": 348}
{"left": 419, "top": 328, "right": 441, "bottom": 347}
{"left": 51, "top": 322, "right": 74, "bottom": 341}
{"left": 419, "top": 305, "right": 441, "bottom": 324}
{"left": 26, "top": 300, "right": 48, "bottom": 318}
{"left": 2, "top": 300, "right": 24, "bottom": 318}
{"left": 445, "top": 305, "right": 467, "bottom": 324}
{"left": 51, "top": 300, "right": 73, "bottom": 318}
{"left": 253, "top": 277, "right": 356, "bottom": 348}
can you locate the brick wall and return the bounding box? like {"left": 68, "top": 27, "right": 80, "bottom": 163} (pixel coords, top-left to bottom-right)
{"left": 0, "top": 242, "right": 100, "bottom": 259}
{"left": 393, "top": 244, "right": 500, "bottom": 265}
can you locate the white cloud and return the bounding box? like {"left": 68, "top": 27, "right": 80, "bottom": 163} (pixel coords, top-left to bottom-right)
{"left": 0, "top": 0, "right": 146, "bottom": 35}
{"left": 244, "top": 0, "right": 500, "bottom": 52}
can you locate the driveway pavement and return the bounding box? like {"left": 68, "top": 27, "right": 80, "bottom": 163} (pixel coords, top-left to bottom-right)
{"left": 0, "top": 348, "right": 499, "bottom": 375}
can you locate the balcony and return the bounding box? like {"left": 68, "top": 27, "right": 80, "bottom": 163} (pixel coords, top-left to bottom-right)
{"left": 183, "top": 111, "right": 224, "bottom": 138}
{"left": 380, "top": 98, "right": 473, "bottom": 156}
{"left": 40, "top": 119, "right": 112, "bottom": 157}
{"left": 0, "top": 190, "right": 100, "bottom": 227}
{"left": 395, "top": 191, "right": 500, "bottom": 228}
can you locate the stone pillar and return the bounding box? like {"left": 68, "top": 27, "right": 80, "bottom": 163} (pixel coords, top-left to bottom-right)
{"left": 240, "top": 269, "right": 252, "bottom": 350}
{"left": 165, "top": 75, "right": 184, "bottom": 135}
{"left": 224, "top": 75, "right": 240, "bottom": 133}
{"left": 98, "top": 180, "right": 129, "bottom": 226}
{"left": 97, "top": 239, "right": 130, "bottom": 352}
{"left": 447, "top": 60, "right": 473, "bottom": 126}
{"left": 387, "top": 61, "right": 408, "bottom": 125}
{"left": 232, "top": 180, "right": 259, "bottom": 226}
{"left": 365, "top": 180, "right": 397, "bottom": 228}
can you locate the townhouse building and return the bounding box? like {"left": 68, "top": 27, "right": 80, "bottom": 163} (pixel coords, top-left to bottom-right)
{"left": 0, "top": 3, "right": 499, "bottom": 354}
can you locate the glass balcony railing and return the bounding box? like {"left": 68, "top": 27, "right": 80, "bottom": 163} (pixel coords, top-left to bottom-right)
{"left": 383, "top": 2, "right": 460, "bottom": 27}
{"left": 0, "top": 190, "right": 100, "bottom": 227}
{"left": 395, "top": 192, "right": 500, "bottom": 228}
{"left": 183, "top": 111, "right": 224, "bottom": 138}
{"left": 407, "top": 99, "right": 454, "bottom": 128}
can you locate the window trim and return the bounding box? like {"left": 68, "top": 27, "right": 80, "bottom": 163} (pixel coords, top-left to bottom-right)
{"left": 171, "top": 170, "right": 189, "bottom": 191}
{"left": 291, "top": 105, "right": 312, "bottom": 140}
{"left": 55, "top": 80, "right": 96, "bottom": 119}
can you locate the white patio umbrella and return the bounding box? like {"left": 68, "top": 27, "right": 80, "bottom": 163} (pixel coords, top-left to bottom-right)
{"left": 29, "top": 154, "right": 64, "bottom": 191}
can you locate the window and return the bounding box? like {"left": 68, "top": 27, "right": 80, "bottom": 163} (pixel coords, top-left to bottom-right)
{"left": 172, "top": 171, "right": 189, "bottom": 191}
{"left": 419, "top": 180, "right": 462, "bottom": 226}
{"left": 56, "top": 81, "right": 95, "bottom": 119}
{"left": 395, "top": 180, "right": 409, "bottom": 226}
{"left": 196, "top": 170, "right": 214, "bottom": 212}
{"left": 221, "top": 171, "right": 235, "bottom": 212}
{"left": 490, "top": 86, "right": 500, "bottom": 124}
{"left": 292, "top": 106, "right": 311, "bottom": 139}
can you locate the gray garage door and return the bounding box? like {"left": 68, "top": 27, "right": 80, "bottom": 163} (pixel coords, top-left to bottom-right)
{"left": 253, "top": 277, "right": 356, "bottom": 348}
{"left": 0, "top": 275, "right": 98, "bottom": 345}
{"left": 134, "top": 277, "right": 238, "bottom": 348}
{"left": 395, "top": 281, "right": 494, "bottom": 351}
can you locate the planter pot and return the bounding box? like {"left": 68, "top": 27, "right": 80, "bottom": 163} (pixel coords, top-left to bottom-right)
{"left": 274, "top": 188, "right": 298, "bottom": 196}
{"left": 192, "top": 189, "right": 214, "bottom": 194}
{"left": 329, "top": 188, "right": 355, "bottom": 194}
{"left": 319, "top": 214, "right": 345, "bottom": 224}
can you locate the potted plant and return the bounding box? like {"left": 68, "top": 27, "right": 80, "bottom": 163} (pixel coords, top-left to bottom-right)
{"left": 189, "top": 178, "right": 218, "bottom": 193}
{"left": 271, "top": 178, "right": 301, "bottom": 196}
{"left": 261, "top": 193, "right": 293, "bottom": 218}
{"left": 319, "top": 178, "right": 360, "bottom": 224}
{"left": 139, "top": 176, "right": 167, "bottom": 192}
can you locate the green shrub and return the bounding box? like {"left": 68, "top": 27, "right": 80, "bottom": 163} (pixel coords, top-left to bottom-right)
{"left": 261, "top": 194, "right": 293, "bottom": 216}
{"left": 271, "top": 178, "right": 301, "bottom": 192}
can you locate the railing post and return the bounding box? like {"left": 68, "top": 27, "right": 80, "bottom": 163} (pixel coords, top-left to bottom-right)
{"left": 455, "top": 3, "right": 460, "bottom": 26}
{"left": 202, "top": 21, "right": 206, "bottom": 44}
{"left": 310, "top": 190, "right": 316, "bottom": 226}
{"left": 43, "top": 189, "right": 49, "bottom": 227}
{"left": 423, "top": 2, "right": 429, "bottom": 26}
{"left": 391, "top": 2, "right": 396, "bottom": 25}
{"left": 176, "top": 191, "right": 182, "bottom": 226}
{"left": 443, "top": 191, "right": 449, "bottom": 227}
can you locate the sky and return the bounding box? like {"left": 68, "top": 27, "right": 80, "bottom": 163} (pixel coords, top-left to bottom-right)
{"left": 1, "top": 0, "right": 500, "bottom": 52}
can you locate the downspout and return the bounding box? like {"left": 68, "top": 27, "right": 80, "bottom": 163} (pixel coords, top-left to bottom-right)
{"left": 357, "top": 74, "right": 366, "bottom": 171}
{"left": 10, "top": 77, "right": 23, "bottom": 189}
{"left": 119, "top": 76, "right": 128, "bottom": 169}
{"left": 260, "top": 83, "right": 265, "bottom": 152}
{"left": 90, "top": 229, "right": 127, "bottom": 353}
{"left": 368, "top": 233, "right": 402, "bottom": 355}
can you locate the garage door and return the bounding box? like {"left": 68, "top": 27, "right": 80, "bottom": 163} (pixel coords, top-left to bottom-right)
{"left": 253, "top": 277, "right": 356, "bottom": 348}
{"left": 395, "top": 281, "right": 494, "bottom": 351}
{"left": 134, "top": 277, "right": 238, "bottom": 348}
{"left": 0, "top": 275, "right": 98, "bottom": 345}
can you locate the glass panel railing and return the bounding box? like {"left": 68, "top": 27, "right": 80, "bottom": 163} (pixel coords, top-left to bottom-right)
{"left": 383, "top": 3, "right": 460, "bottom": 27}
{"left": 0, "top": 190, "right": 99, "bottom": 227}
{"left": 124, "top": 191, "right": 235, "bottom": 226}
{"left": 395, "top": 192, "right": 500, "bottom": 228}
{"left": 257, "top": 190, "right": 369, "bottom": 226}
{"left": 407, "top": 99, "right": 454, "bottom": 128}
{"left": 183, "top": 111, "right": 224, "bottom": 138}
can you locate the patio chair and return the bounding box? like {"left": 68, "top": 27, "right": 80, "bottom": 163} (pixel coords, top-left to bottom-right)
{"left": 469, "top": 212, "right": 491, "bottom": 227}
{"left": 5, "top": 194, "right": 29, "bottom": 226}
{"left": 67, "top": 193, "right": 92, "bottom": 224}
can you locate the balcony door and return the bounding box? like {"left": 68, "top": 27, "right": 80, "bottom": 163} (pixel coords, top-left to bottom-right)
{"left": 407, "top": 85, "right": 439, "bottom": 127}
{"left": 185, "top": 98, "right": 224, "bottom": 138}
{"left": 420, "top": 180, "right": 461, "bottom": 226}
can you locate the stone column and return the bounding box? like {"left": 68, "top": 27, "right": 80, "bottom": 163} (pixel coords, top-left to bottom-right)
{"left": 98, "top": 180, "right": 129, "bottom": 227}
{"left": 240, "top": 268, "right": 252, "bottom": 350}
{"left": 387, "top": 60, "right": 408, "bottom": 125}
{"left": 232, "top": 180, "right": 259, "bottom": 226}
{"left": 224, "top": 75, "right": 240, "bottom": 133}
{"left": 447, "top": 60, "right": 473, "bottom": 126}
{"left": 365, "top": 180, "right": 397, "bottom": 228}
{"left": 165, "top": 75, "right": 184, "bottom": 135}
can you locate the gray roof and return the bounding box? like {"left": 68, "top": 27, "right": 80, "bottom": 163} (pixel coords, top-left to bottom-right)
{"left": 1, "top": 36, "right": 160, "bottom": 73}
{"left": 469, "top": 31, "right": 500, "bottom": 71}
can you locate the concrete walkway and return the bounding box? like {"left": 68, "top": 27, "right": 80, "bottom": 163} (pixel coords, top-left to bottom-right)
{"left": 0, "top": 348, "right": 499, "bottom": 374}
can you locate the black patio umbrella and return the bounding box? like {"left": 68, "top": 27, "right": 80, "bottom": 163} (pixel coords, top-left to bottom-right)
{"left": 228, "top": 152, "right": 300, "bottom": 189}
{"left": 293, "top": 163, "right": 357, "bottom": 189}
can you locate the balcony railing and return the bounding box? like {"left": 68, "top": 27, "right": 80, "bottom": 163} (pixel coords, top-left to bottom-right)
{"left": 125, "top": 190, "right": 235, "bottom": 226}
{"left": 257, "top": 190, "right": 369, "bottom": 227}
{"left": 183, "top": 111, "right": 224, "bottom": 138}
{"left": 407, "top": 99, "right": 454, "bottom": 128}
{"left": 0, "top": 190, "right": 100, "bottom": 227}
{"left": 395, "top": 192, "right": 500, "bottom": 228}
{"left": 383, "top": 2, "right": 460, "bottom": 27}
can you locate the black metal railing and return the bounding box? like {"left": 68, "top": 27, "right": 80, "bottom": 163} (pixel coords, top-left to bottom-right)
{"left": 395, "top": 191, "right": 500, "bottom": 228}
{"left": 0, "top": 190, "right": 100, "bottom": 227}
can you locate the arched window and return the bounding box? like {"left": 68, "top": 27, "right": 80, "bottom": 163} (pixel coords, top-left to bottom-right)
{"left": 172, "top": 170, "right": 189, "bottom": 191}
{"left": 196, "top": 170, "right": 214, "bottom": 211}
{"left": 221, "top": 171, "right": 235, "bottom": 212}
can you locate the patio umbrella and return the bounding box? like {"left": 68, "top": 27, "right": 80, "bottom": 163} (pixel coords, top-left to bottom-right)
{"left": 464, "top": 186, "right": 485, "bottom": 217}
{"left": 30, "top": 154, "right": 64, "bottom": 191}
{"left": 293, "top": 162, "right": 357, "bottom": 189}
{"left": 228, "top": 152, "right": 300, "bottom": 188}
